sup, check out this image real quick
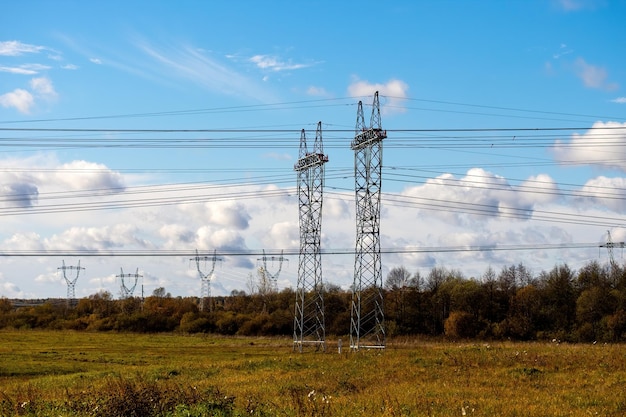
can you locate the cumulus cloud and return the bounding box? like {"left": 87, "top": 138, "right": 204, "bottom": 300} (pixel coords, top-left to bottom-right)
{"left": 0, "top": 88, "right": 34, "bottom": 113}
{"left": 31, "top": 77, "right": 57, "bottom": 99}
{"left": 54, "top": 160, "right": 125, "bottom": 191}
{"left": 45, "top": 224, "right": 151, "bottom": 251}
{"left": 553, "top": 121, "right": 626, "bottom": 171}
{"left": 573, "top": 58, "right": 618, "bottom": 91}
{"left": 401, "top": 168, "right": 536, "bottom": 225}
{"left": 0, "top": 77, "right": 57, "bottom": 114}
{"left": 1, "top": 182, "right": 39, "bottom": 208}
{"left": 205, "top": 201, "right": 250, "bottom": 230}
{"left": 347, "top": 78, "right": 409, "bottom": 115}
{"left": 576, "top": 176, "right": 626, "bottom": 212}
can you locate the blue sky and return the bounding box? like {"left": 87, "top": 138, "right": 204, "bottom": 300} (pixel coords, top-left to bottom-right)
{"left": 1, "top": 0, "right": 626, "bottom": 299}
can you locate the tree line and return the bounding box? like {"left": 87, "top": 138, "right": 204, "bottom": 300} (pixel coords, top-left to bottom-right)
{"left": 1, "top": 259, "right": 625, "bottom": 342}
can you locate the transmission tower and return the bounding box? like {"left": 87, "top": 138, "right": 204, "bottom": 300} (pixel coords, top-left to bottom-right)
{"left": 293, "top": 121, "right": 328, "bottom": 352}
{"left": 257, "top": 249, "right": 287, "bottom": 293}
{"left": 58, "top": 260, "right": 84, "bottom": 306}
{"left": 350, "top": 91, "right": 387, "bottom": 350}
{"left": 600, "top": 230, "right": 624, "bottom": 285}
{"left": 117, "top": 268, "right": 142, "bottom": 299}
{"left": 191, "top": 249, "right": 222, "bottom": 311}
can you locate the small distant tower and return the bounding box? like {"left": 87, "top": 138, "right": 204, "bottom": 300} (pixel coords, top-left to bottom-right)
{"left": 58, "top": 260, "right": 84, "bottom": 307}
{"left": 600, "top": 230, "right": 624, "bottom": 285}
{"left": 257, "top": 249, "right": 287, "bottom": 293}
{"left": 191, "top": 249, "right": 222, "bottom": 311}
{"left": 293, "top": 121, "right": 328, "bottom": 352}
{"left": 117, "top": 268, "right": 142, "bottom": 299}
{"left": 350, "top": 92, "right": 387, "bottom": 350}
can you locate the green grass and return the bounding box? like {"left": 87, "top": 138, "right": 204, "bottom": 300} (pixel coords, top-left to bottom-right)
{"left": 1, "top": 330, "right": 625, "bottom": 416}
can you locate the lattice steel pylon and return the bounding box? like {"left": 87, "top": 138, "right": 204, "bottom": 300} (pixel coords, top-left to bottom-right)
{"left": 191, "top": 249, "right": 223, "bottom": 311}
{"left": 293, "top": 121, "right": 328, "bottom": 352}
{"left": 257, "top": 249, "right": 287, "bottom": 293}
{"left": 350, "top": 91, "right": 387, "bottom": 350}
{"left": 58, "top": 260, "right": 84, "bottom": 306}
{"left": 600, "top": 230, "right": 624, "bottom": 285}
{"left": 117, "top": 268, "right": 142, "bottom": 299}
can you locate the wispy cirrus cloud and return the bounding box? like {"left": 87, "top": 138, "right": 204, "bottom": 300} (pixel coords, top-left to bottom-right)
{"left": 136, "top": 41, "right": 277, "bottom": 102}
{"left": 611, "top": 97, "right": 626, "bottom": 104}
{"left": 0, "top": 63, "right": 52, "bottom": 75}
{"left": 249, "top": 54, "right": 311, "bottom": 72}
{"left": 573, "top": 57, "right": 618, "bottom": 91}
{"left": 555, "top": 0, "right": 605, "bottom": 11}
{"left": 0, "top": 40, "right": 47, "bottom": 56}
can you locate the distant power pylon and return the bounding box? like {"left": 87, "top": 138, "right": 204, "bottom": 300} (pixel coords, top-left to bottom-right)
{"left": 58, "top": 260, "right": 84, "bottom": 306}
{"left": 600, "top": 230, "right": 624, "bottom": 285}
{"left": 293, "top": 121, "right": 328, "bottom": 352}
{"left": 117, "top": 268, "right": 142, "bottom": 299}
{"left": 191, "top": 249, "right": 222, "bottom": 311}
{"left": 350, "top": 92, "right": 387, "bottom": 350}
{"left": 257, "top": 249, "right": 287, "bottom": 293}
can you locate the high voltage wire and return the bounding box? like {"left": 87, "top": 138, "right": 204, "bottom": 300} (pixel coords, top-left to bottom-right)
{"left": 0, "top": 95, "right": 623, "bottom": 125}
{"left": 0, "top": 242, "right": 603, "bottom": 257}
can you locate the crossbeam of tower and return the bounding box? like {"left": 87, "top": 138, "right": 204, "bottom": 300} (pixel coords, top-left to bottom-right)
{"left": 58, "top": 260, "right": 85, "bottom": 306}
{"left": 257, "top": 249, "right": 287, "bottom": 293}
{"left": 117, "top": 268, "right": 142, "bottom": 299}
{"left": 191, "top": 249, "right": 222, "bottom": 311}
{"left": 350, "top": 92, "right": 387, "bottom": 350}
{"left": 293, "top": 121, "right": 328, "bottom": 352}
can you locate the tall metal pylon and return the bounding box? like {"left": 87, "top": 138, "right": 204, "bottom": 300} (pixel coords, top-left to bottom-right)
{"left": 600, "top": 230, "right": 624, "bottom": 285}
{"left": 191, "top": 249, "right": 222, "bottom": 311}
{"left": 293, "top": 121, "right": 328, "bottom": 352}
{"left": 58, "top": 260, "right": 84, "bottom": 306}
{"left": 257, "top": 249, "right": 287, "bottom": 293}
{"left": 350, "top": 91, "right": 387, "bottom": 350}
{"left": 117, "top": 268, "right": 142, "bottom": 299}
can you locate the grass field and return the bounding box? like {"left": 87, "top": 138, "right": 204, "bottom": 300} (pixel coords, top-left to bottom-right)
{"left": 0, "top": 330, "right": 625, "bottom": 416}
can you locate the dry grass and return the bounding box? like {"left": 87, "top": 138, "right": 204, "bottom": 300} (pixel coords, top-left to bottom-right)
{"left": 0, "top": 330, "right": 625, "bottom": 416}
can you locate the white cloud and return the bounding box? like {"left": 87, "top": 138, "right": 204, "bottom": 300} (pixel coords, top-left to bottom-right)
{"left": 0, "top": 77, "right": 57, "bottom": 114}
{"left": 401, "top": 168, "right": 535, "bottom": 226}
{"left": 611, "top": 97, "right": 626, "bottom": 104}
{"left": 61, "top": 64, "right": 78, "bottom": 70}
{"left": 0, "top": 66, "right": 38, "bottom": 75}
{"left": 249, "top": 54, "right": 310, "bottom": 71}
{"left": 347, "top": 78, "right": 409, "bottom": 115}
{"left": 90, "top": 58, "right": 102, "bottom": 64}
{"left": 306, "top": 86, "right": 330, "bottom": 97}
{"left": 577, "top": 176, "right": 626, "bottom": 212}
{"left": 136, "top": 41, "right": 275, "bottom": 102}
{"left": 52, "top": 160, "right": 124, "bottom": 191}
{"left": 553, "top": 121, "right": 626, "bottom": 171}
{"left": 0, "top": 40, "right": 46, "bottom": 56}
{"left": 30, "top": 77, "right": 57, "bottom": 100}
{"left": 574, "top": 57, "right": 618, "bottom": 91}
{"left": 0, "top": 88, "right": 35, "bottom": 113}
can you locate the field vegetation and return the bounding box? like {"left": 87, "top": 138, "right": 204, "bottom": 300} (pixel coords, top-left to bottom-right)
{"left": 1, "top": 330, "right": 625, "bottom": 416}
{"left": 1, "top": 259, "right": 626, "bottom": 415}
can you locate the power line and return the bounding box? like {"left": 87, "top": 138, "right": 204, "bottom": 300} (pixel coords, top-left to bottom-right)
{"left": 0, "top": 242, "right": 603, "bottom": 257}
